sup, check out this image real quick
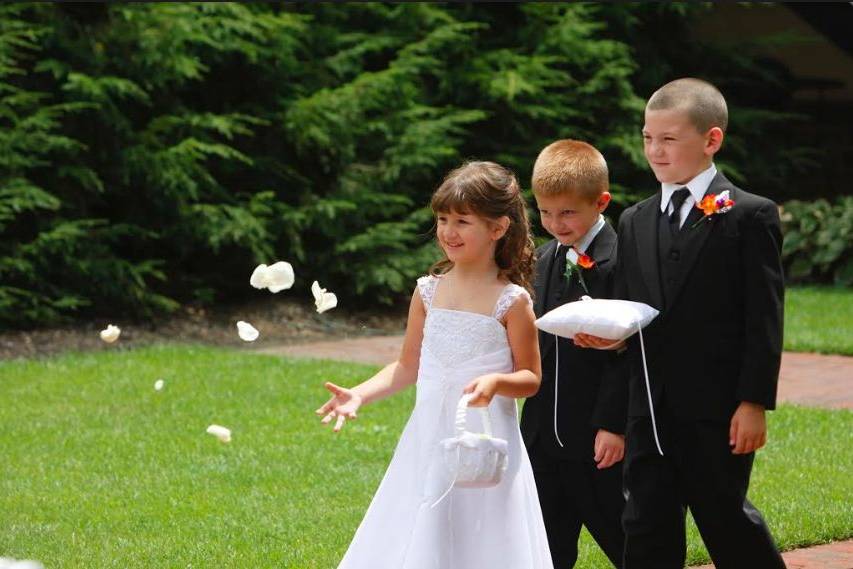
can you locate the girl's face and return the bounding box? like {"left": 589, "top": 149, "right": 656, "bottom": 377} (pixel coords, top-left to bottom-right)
{"left": 436, "top": 209, "right": 507, "bottom": 265}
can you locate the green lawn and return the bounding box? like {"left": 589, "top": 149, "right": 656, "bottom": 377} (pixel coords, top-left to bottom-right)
{"left": 785, "top": 286, "right": 853, "bottom": 355}
{"left": 1, "top": 345, "right": 851, "bottom": 568}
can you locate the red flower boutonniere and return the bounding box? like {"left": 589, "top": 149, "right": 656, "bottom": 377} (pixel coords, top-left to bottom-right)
{"left": 692, "top": 190, "right": 735, "bottom": 228}
{"left": 563, "top": 248, "right": 596, "bottom": 294}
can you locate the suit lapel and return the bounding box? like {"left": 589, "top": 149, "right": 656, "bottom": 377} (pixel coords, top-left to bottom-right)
{"left": 534, "top": 240, "right": 558, "bottom": 317}
{"left": 665, "top": 172, "right": 734, "bottom": 310}
{"left": 535, "top": 240, "right": 560, "bottom": 365}
{"left": 632, "top": 194, "right": 665, "bottom": 310}
{"left": 564, "top": 223, "right": 616, "bottom": 301}
{"left": 539, "top": 225, "right": 617, "bottom": 362}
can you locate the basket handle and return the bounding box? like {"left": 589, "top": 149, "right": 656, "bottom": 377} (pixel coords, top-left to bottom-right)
{"left": 455, "top": 393, "right": 493, "bottom": 437}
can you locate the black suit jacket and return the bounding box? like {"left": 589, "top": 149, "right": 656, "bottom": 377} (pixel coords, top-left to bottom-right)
{"left": 520, "top": 222, "right": 628, "bottom": 460}
{"left": 614, "top": 172, "right": 784, "bottom": 421}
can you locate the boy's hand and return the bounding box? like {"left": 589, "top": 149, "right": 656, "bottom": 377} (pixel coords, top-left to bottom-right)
{"left": 573, "top": 333, "right": 625, "bottom": 351}
{"left": 729, "top": 401, "right": 767, "bottom": 454}
{"left": 594, "top": 429, "right": 625, "bottom": 469}
{"left": 316, "top": 382, "right": 363, "bottom": 432}
{"left": 463, "top": 374, "right": 500, "bottom": 407}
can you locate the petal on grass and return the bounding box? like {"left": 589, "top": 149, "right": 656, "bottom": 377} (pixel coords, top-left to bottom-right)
{"left": 236, "top": 320, "right": 259, "bottom": 342}
{"left": 99, "top": 324, "right": 121, "bottom": 343}
{"left": 206, "top": 424, "right": 232, "bottom": 443}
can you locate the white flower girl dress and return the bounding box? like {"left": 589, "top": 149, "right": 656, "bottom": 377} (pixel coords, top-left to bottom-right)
{"left": 338, "top": 275, "right": 553, "bottom": 569}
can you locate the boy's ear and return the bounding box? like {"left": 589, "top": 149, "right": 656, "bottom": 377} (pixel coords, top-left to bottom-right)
{"left": 705, "top": 126, "right": 724, "bottom": 155}
{"left": 492, "top": 216, "right": 510, "bottom": 240}
{"left": 596, "top": 192, "right": 612, "bottom": 213}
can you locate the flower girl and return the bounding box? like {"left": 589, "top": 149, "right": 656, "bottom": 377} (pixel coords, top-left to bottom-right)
{"left": 316, "top": 161, "right": 554, "bottom": 568}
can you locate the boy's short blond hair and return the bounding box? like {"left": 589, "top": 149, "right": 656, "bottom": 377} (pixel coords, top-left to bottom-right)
{"left": 531, "top": 139, "right": 609, "bottom": 201}
{"left": 646, "top": 77, "right": 728, "bottom": 134}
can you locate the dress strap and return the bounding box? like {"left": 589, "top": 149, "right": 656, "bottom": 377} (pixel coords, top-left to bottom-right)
{"left": 416, "top": 275, "right": 439, "bottom": 311}
{"left": 492, "top": 284, "right": 532, "bottom": 321}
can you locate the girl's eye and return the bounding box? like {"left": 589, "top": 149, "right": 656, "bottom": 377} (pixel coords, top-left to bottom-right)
{"left": 459, "top": 219, "right": 469, "bottom": 224}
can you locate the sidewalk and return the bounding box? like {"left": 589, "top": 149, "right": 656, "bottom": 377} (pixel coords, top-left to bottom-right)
{"left": 257, "top": 335, "right": 853, "bottom": 568}
{"left": 693, "top": 539, "right": 853, "bottom": 569}
{"left": 257, "top": 335, "right": 853, "bottom": 409}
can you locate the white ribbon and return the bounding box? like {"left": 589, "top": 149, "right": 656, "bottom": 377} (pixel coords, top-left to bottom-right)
{"left": 637, "top": 322, "right": 664, "bottom": 455}
{"left": 553, "top": 321, "right": 663, "bottom": 456}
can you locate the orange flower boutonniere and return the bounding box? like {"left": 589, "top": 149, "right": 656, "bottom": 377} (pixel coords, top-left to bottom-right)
{"left": 692, "top": 190, "right": 735, "bottom": 228}
{"left": 563, "top": 248, "right": 596, "bottom": 294}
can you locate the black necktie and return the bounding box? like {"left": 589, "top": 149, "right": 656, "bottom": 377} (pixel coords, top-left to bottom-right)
{"left": 669, "top": 187, "right": 690, "bottom": 233}
{"left": 546, "top": 244, "right": 568, "bottom": 311}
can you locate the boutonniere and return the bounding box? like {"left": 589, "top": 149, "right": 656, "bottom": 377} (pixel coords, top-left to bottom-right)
{"left": 563, "top": 247, "right": 596, "bottom": 294}
{"left": 692, "top": 190, "right": 735, "bottom": 228}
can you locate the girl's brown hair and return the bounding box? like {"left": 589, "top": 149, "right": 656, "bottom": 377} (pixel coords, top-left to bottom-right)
{"left": 429, "top": 161, "right": 536, "bottom": 294}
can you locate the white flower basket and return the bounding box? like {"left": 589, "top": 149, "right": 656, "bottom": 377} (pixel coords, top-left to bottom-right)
{"left": 440, "top": 394, "right": 509, "bottom": 489}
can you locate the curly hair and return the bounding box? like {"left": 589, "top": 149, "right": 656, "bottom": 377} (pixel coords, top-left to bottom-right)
{"left": 429, "top": 161, "right": 536, "bottom": 294}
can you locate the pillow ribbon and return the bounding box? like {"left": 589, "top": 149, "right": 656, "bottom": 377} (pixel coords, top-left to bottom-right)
{"left": 553, "top": 322, "right": 664, "bottom": 456}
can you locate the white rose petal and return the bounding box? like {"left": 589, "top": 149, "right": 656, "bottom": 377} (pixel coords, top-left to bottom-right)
{"left": 206, "top": 424, "right": 232, "bottom": 443}
{"left": 13, "top": 562, "right": 45, "bottom": 569}
{"left": 265, "top": 261, "right": 295, "bottom": 293}
{"left": 250, "top": 261, "right": 295, "bottom": 293}
{"left": 99, "top": 324, "right": 121, "bottom": 343}
{"left": 311, "top": 281, "right": 338, "bottom": 314}
{"left": 236, "top": 320, "right": 259, "bottom": 342}
{"left": 249, "top": 264, "right": 272, "bottom": 289}
{"left": 2, "top": 561, "right": 44, "bottom": 569}
{"left": 154, "top": 379, "right": 165, "bottom": 391}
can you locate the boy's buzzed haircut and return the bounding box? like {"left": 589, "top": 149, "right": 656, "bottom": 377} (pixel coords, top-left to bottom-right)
{"left": 647, "top": 77, "right": 729, "bottom": 134}
{"left": 532, "top": 139, "right": 609, "bottom": 201}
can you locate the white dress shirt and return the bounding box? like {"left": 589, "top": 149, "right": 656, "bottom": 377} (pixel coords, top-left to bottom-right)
{"left": 659, "top": 163, "right": 717, "bottom": 228}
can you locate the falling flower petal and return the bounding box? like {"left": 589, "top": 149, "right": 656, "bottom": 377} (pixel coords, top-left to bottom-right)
{"left": 236, "top": 320, "right": 259, "bottom": 342}
{"left": 154, "top": 379, "right": 165, "bottom": 391}
{"left": 249, "top": 264, "right": 271, "bottom": 289}
{"left": 311, "top": 281, "right": 338, "bottom": 314}
{"left": 206, "top": 424, "right": 232, "bottom": 443}
{"left": 250, "top": 261, "right": 295, "bottom": 293}
{"left": 99, "top": 324, "right": 121, "bottom": 343}
{"left": 266, "top": 261, "right": 295, "bottom": 293}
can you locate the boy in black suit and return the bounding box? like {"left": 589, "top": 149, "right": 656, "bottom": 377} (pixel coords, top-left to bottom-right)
{"left": 520, "top": 140, "right": 628, "bottom": 568}
{"left": 576, "top": 78, "right": 786, "bottom": 568}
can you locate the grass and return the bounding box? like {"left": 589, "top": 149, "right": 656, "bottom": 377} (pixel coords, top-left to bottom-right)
{"left": 785, "top": 286, "right": 853, "bottom": 355}
{"left": 1, "top": 344, "right": 851, "bottom": 568}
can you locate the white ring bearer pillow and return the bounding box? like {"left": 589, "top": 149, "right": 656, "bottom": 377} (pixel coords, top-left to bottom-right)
{"left": 534, "top": 296, "right": 668, "bottom": 457}
{"left": 535, "top": 295, "right": 658, "bottom": 342}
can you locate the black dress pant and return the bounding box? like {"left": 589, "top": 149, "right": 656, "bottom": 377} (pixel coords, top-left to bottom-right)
{"left": 622, "top": 415, "right": 786, "bottom": 569}
{"left": 530, "top": 443, "right": 625, "bottom": 568}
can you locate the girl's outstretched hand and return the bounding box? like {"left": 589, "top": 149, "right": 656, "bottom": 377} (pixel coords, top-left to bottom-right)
{"left": 316, "top": 382, "right": 363, "bottom": 432}
{"left": 463, "top": 374, "right": 499, "bottom": 407}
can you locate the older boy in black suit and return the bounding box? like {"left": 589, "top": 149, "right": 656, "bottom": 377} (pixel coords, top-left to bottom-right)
{"left": 576, "top": 78, "right": 786, "bottom": 569}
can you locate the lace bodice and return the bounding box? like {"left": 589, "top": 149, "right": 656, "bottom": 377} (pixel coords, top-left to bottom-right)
{"left": 416, "top": 275, "right": 532, "bottom": 368}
